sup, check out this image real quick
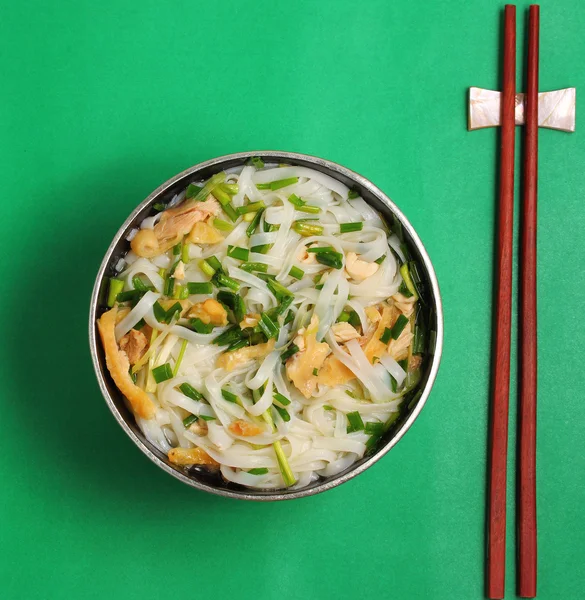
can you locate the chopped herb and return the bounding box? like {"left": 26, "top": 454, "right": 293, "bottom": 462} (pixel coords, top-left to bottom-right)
{"left": 256, "top": 183, "right": 271, "bottom": 190}
{"left": 348, "top": 311, "right": 361, "bottom": 329}
{"left": 214, "top": 272, "right": 240, "bottom": 292}
{"left": 189, "top": 318, "right": 214, "bottom": 334}
{"left": 273, "top": 392, "right": 291, "bottom": 406}
{"left": 312, "top": 368, "right": 319, "bottom": 376}
{"left": 267, "top": 278, "right": 294, "bottom": 300}
{"left": 164, "top": 302, "right": 183, "bottom": 323}
{"left": 249, "top": 157, "right": 264, "bottom": 169}
{"left": 323, "top": 405, "right": 334, "bottom": 411}
{"left": 259, "top": 312, "right": 279, "bottom": 339}
{"left": 315, "top": 250, "right": 343, "bottom": 269}
{"left": 237, "top": 201, "right": 266, "bottom": 215}
{"left": 250, "top": 243, "right": 271, "bottom": 254}
{"left": 375, "top": 254, "right": 386, "bottom": 265}
{"left": 273, "top": 405, "right": 290, "bottom": 422}
{"left": 153, "top": 202, "right": 166, "bottom": 211}
{"left": 132, "top": 276, "right": 154, "bottom": 292}
{"left": 280, "top": 344, "right": 299, "bottom": 362}
{"left": 365, "top": 422, "right": 384, "bottom": 435}
{"left": 223, "top": 202, "right": 239, "bottom": 222}
{"left": 337, "top": 311, "right": 350, "bottom": 323}
{"left": 173, "top": 339, "right": 188, "bottom": 376}
{"left": 346, "top": 411, "right": 365, "bottom": 432}
{"left": 347, "top": 190, "right": 360, "bottom": 199}
{"left": 246, "top": 208, "right": 264, "bottom": 237}
{"left": 199, "top": 415, "right": 216, "bottom": 421}
{"left": 289, "top": 266, "right": 305, "bottom": 279}
{"left": 179, "top": 382, "right": 203, "bottom": 401}
{"left": 206, "top": 256, "right": 222, "bottom": 272}
{"left": 296, "top": 204, "right": 321, "bottom": 214}
{"left": 182, "top": 414, "right": 198, "bottom": 427}
{"left": 292, "top": 221, "right": 324, "bottom": 237}
{"left": 134, "top": 319, "right": 146, "bottom": 331}
{"left": 391, "top": 314, "right": 409, "bottom": 339}
{"left": 340, "top": 222, "right": 364, "bottom": 234}
{"left": 227, "top": 338, "right": 248, "bottom": 351}
{"left": 221, "top": 183, "right": 238, "bottom": 195}
{"left": 212, "top": 184, "right": 232, "bottom": 205}
{"left": 269, "top": 177, "right": 298, "bottom": 190}
{"left": 164, "top": 277, "right": 175, "bottom": 297}
{"left": 248, "top": 467, "right": 269, "bottom": 475}
{"left": 152, "top": 363, "right": 173, "bottom": 383}
{"left": 213, "top": 325, "right": 243, "bottom": 346}
{"left": 227, "top": 246, "right": 250, "bottom": 261}
{"left": 380, "top": 327, "right": 393, "bottom": 344}
{"left": 345, "top": 390, "right": 357, "bottom": 398}
{"left": 186, "top": 183, "right": 203, "bottom": 199}
{"left": 157, "top": 267, "right": 166, "bottom": 279}
{"left": 366, "top": 435, "right": 381, "bottom": 451}
{"left": 287, "top": 194, "right": 304, "bottom": 207}
{"left": 241, "top": 262, "right": 268, "bottom": 273}
{"left": 187, "top": 281, "right": 213, "bottom": 295}
{"left": 190, "top": 172, "right": 226, "bottom": 203}
{"left": 399, "top": 263, "right": 418, "bottom": 299}
{"left": 221, "top": 389, "right": 239, "bottom": 403}
{"left": 153, "top": 301, "right": 167, "bottom": 322}
{"left": 213, "top": 217, "right": 234, "bottom": 232}
{"left": 172, "top": 242, "right": 182, "bottom": 256}
{"left": 107, "top": 278, "right": 124, "bottom": 307}
{"left": 306, "top": 246, "right": 336, "bottom": 253}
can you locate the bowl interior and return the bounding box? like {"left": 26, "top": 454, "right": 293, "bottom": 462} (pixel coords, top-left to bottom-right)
{"left": 90, "top": 151, "right": 442, "bottom": 500}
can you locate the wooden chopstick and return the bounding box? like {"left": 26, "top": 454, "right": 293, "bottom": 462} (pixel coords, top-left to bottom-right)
{"left": 518, "top": 5, "right": 539, "bottom": 598}
{"left": 487, "top": 5, "right": 516, "bottom": 599}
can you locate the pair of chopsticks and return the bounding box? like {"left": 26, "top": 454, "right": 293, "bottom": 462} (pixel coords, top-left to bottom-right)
{"left": 487, "top": 5, "right": 538, "bottom": 600}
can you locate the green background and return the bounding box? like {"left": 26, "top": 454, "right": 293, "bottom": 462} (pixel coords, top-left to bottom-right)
{"left": 1, "top": 1, "right": 583, "bottom": 598}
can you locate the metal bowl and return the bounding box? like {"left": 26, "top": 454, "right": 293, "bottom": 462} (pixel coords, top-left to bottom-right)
{"left": 89, "top": 151, "right": 443, "bottom": 501}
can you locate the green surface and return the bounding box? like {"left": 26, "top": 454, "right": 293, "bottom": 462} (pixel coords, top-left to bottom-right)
{"left": 1, "top": 1, "right": 583, "bottom": 598}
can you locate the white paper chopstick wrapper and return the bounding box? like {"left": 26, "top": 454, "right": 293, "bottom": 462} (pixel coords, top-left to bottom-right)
{"left": 468, "top": 87, "right": 576, "bottom": 132}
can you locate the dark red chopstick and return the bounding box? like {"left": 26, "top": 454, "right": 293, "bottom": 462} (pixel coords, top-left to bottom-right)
{"left": 518, "top": 5, "right": 539, "bottom": 598}
{"left": 487, "top": 5, "right": 516, "bottom": 599}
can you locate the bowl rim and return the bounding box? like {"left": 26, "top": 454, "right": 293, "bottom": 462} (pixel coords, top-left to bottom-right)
{"left": 89, "top": 150, "right": 444, "bottom": 501}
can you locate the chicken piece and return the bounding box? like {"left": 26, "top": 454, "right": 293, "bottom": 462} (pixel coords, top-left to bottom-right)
{"left": 331, "top": 322, "right": 360, "bottom": 343}
{"left": 286, "top": 315, "right": 331, "bottom": 399}
{"left": 388, "top": 321, "right": 414, "bottom": 361}
{"left": 228, "top": 420, "right": 264, "bottom": 437}
{"left": 187, "top": 221, "right": 224, "bottom": 245}
{"left": 216, "top": 339, "right": 276, "bottom": 372}
{"left": 131, "top": 196, "right": 220, "bottom": 257}
{"left": 317, "top": 355, "right": 356, "bottom": 387}
{"left": 173, "top": 260, "right": 185, "bottom": 280}
{"left": 119, "top": 329, "right": 149, "bottom": 365}
{"left": 297, "top": 246, "right": 317, "bottom": 264}
{"left": 167, "top": 446, "right": 219, "bottom": 467}
{"left": 392, "top": 292, "right": 417, "bottom": 317}
{"left": 345, "top": 252, "right": 379, "bottom": 281}
{"left": 188, "top": 299, "right": 228, "bottom": 326}
{"left": 239, "top": 313, "right": 261, "bottom": 329}
{"left": 363, "top": 304, "right": 399, "bottom": 363}
{"left": 365, "top": 305, "right": 382, "bottom": 325}
{"left": 97, "top": 307, "right": 156, "bottom": 420}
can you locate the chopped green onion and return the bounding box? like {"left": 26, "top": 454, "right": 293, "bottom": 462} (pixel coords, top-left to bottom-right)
{"left": 380, "top": 327, "right": 393, "bottom": 344}
{"left": 213, "top": 217, "right": 234, "bottom": 232}
{"left": 267, "top": 278, "right": 294, "bottom": 300}
{"left": 323, "top": 405, "right": 334, "bottom": 411}
{"left": 347, "top": 190, "right": 360, "bottom": 199}
{"left": 287, "top": 194, "right": 305, "bottom": 207}
{"left": 212, "top": 185, "right": 232, "bottom": 206}
{"left": 134, "top": 319, "right": 146, "bottom": 331}
{"left": 182, "top": 414, "right": 198, "bottom": 427}
{"left": 240, "top": 262, "right": 268, "bottom": 273}
{"left": 391, "top": 314, "right": 409, "bottom": 339}
{"left": 187, "top": 281, "right": 213, "bottom": 295}
{"left": 199, "top": 415, "right": 216, "bottom": 421}
{"left": 153, "top": 202, "right": 166, "bottom": 211}
{"left": 269, "top": 177, "right": 298, "bottom": 190}
{"left": 259, "top": 312, "right": 279, "bottom": 339}
{"left": 337, "top": 311, "right": 350, "bottom": 323}
{"left": 213, "top": 325, "right": 243, "bottom": 346}
{"left": 221, "top": 183, "right": 238, "bottom": 195}
{"left": 242, "top": 212, "right": 256, "bottom": 222}
{"left": 366, "top": 435, "right": 381, "bottom": 451}
{"left": 173, "top": 339, "right": 188, "bottom": 376}
{"left": 152, "top": 363, "right": 173, "bottom": 383}
{"left": 375, "top": 255, "right": 386, "bottom": 265}
{"left": 172, "top": 242, "right": 182, "bottom": 256}
{"left": 181, "top": 243, "right": 190, "bottom": 264}
{"left": 273, "top": 405, "right": 290, "bottom": 422}
{"left": 365, "top": 421, "right": 384, "bottom": 435}
{"left": 206, "top": 256, "right": 223, "bottom": 272}
{"left": 292, "top": 221, "right": 324, "bottom": 237}
{"left": 284, "top": 310, "right": 295, "bottom": 325}
{"left": 346, "top": 411, "right": 365, "bottom": 432}
{"left": 306, "top": 246, "right": 335, "bottom": 253}
{"left": 165, "top": 302, "right": 183, "bottom": 323}
{"left": 179, "top": 382, "right": 203, "bottom": 401}
{"left": 227, "top": 338, "right": 248, "bottom": 351}
{"left": 248, "top": 467, "right": 269, "bottom": 475}
{"left": 345, "top": 390, "right": 357, "bottom": 398}
{"left": 250, "top": 244, "right": 271, "bottom": 254}
{"left": 280, "top": 344, "right": 299, "bottom": 362}
{"left": 191, "top": 172, "right": 226, "bottom": 203}
{"left": 312, "top": 368, "right": 318, "bottom": 376}
{"left": 315, "top": 250, "right": 343, "bottom": 269}
{"left": 296, "top": 204, "right": 321, "bottom": 214}
{"left": 390, "top": 374, "right": 398, "bottom": 393}
{"left": 249, "top": 157, "right": 264, "bottom": 169}
{"left": 273, "top": 392, "right": 291, "bottom": 406}
{"left": 107, "top": 278, "right": 124, "bottom": 307}
{"left": 340, "top": 222, "right": 364, "bottom": 234}
{"left": 186, "top": 183, "right": 203, "bottom": 199}
{"left": 227, "top": 246, "right": 250, "bottom": 261}
{"left": 273, "top": 440, "right": 296, "bottom": 486}
{"left": 348, "top": 311, "right": 361, "bottom": 329}
{"left": 223, "top": 202, "right": 238, "bottom": 222}
{"left": 399, "top": 263, "right": 418, "bottom": 299}
{"left": 246, "top": 210, "right": 264, "bottom": 237}
{"left": 217, "top": 290, "right": 245, "bottom": 323}
{"left": 289, "top": 266, "right": 304, "bottom": 279}
{"left": 164, "top": 276, "right": 175, "bottom": 297}
{"left": 214, "top": 272, "right": 240, "bottom": 291}
{"left": 221, "top": 389, "right": 239, "bottom": 403}
{"left": 236, "top": 201, "right": 266, "bottom": 215}
{"left": 189, "top": 318, "right": 214, "bottom": 334}
{"left": 157, "top": 267, "right": 166, "bottom": 278}
{"left": 256, "top": 182, "right": 271, "bottom": 190}
{"left": 153, "top": 301, "right": 167, "bottom": 322}
{"left": 314, "top": 273, "right": 323, "bottom": 284}
{"left": 132, "top": 276, "right": 154, "bottom": 292}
